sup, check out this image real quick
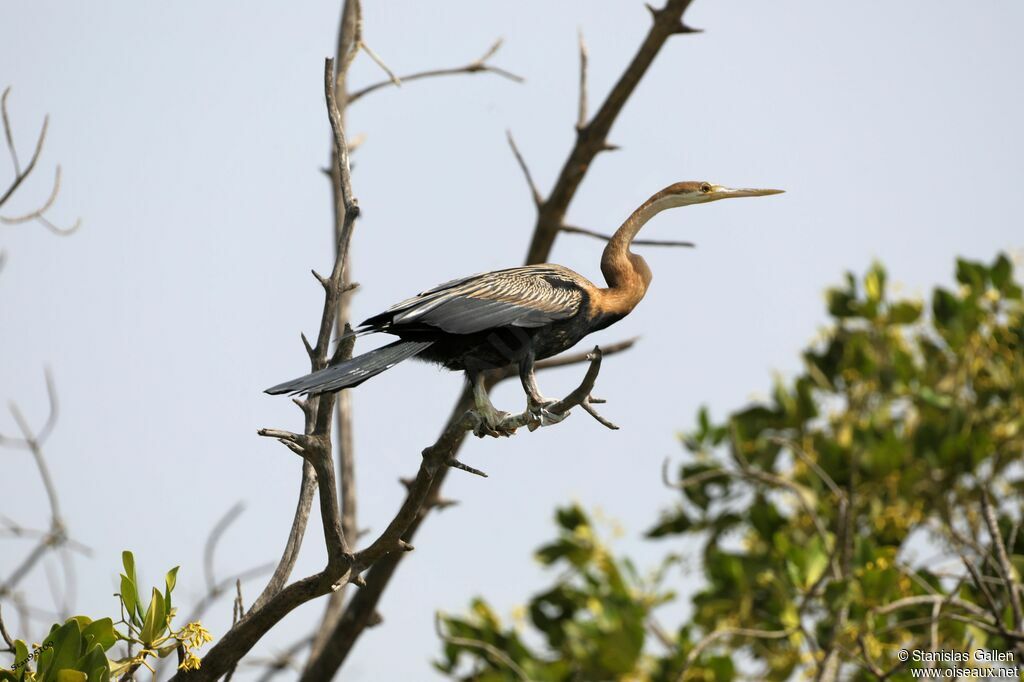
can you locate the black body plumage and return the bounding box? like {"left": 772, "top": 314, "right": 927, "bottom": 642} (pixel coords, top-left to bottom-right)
{"left": 265, "top": 264, "right": 609, "bottom": 396}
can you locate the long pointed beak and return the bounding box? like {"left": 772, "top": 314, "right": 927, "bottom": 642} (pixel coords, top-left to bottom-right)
{"left": 714, "top": 186, "right": 785, "bottom": 198}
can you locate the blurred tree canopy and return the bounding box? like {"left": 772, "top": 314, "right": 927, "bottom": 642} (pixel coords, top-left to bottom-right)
{"left": 437, "top": 253, "right": 1024, "bottom": 681}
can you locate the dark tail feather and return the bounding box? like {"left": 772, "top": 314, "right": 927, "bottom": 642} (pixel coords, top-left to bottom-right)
{"left": 265, "top": 340, "right": 432, "bottom": 396}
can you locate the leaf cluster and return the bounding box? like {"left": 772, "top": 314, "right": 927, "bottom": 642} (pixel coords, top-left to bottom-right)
{"left": 437, "top": 254, "right": 1024, "bottom": 681}
{"left": 2, "top": 552, "right": 211, "bottom": 681}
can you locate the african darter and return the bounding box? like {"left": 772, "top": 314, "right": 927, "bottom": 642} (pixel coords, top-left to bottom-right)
{"left": 267, "top": 182, "right": 783, "bottom": 433}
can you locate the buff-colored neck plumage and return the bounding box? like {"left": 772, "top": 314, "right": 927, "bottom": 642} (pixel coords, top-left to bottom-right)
{"left": 596, "top": 190, "right": 683, "bottom": 317}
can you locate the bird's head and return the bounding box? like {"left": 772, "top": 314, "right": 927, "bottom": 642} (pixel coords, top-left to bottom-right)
{"left": 647, "top": 181, "right": 784, "bottom": 210}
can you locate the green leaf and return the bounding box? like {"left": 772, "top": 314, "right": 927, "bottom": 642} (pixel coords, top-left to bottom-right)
{"left": 991, "top": 253, "right": 1012, "bottom": 288}
{"left": 932, "top": 288, "right": 962, "bottom": 333}
{"left": 73, "top": 644, "right": 109, "bottom": 682}
{"left": 139, "top": 589, "right": 166, "bottom": 646}
{"left": 55, "top": 672, "right": 87, "bottom": 682}
{"left": 164, "top": 566, "right": 179, "bottom": 613}
{"left": 121, "top": 552, "right": 136, "bottom": 588}
{"left": 40, "top": 620, "right": 82, "bottom": 682}
{"left": 826, "top": 287, "right": 858, "bottom": 318}
{"left": 535, "top": 539, "right": 574, "bottom": 566}
{"left": 864, "top": 263, "right": 886, "bottom": 303}
{"left": 888, "top": 300, "right": 922, "bottom": 324}
{"left": 917, "top": 386, "right": 953, "bottom": 409}
{"left": 955, "top": 258, "right": 987, "bottom": 290}
{"left": 554, "top": 505, "right": 588, "bottom": 532}
{"left": 118, "top": 575, "right": 140, "bottom": 628}
{"left": 14, "top": 640, "right": 29, "bottom": 668}
{"left": 646, "top": 508, "right": 692, "bottom": 538}
{"left": 81, "top": 619, "right": 116, "bottom": 652}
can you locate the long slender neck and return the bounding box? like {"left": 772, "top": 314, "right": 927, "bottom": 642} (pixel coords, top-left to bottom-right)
{"left": 598, "top": 196, "right": 668, "bottom": 314}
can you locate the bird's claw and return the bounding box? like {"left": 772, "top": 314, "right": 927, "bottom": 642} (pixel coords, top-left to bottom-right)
{"left": 471, "top": 408, "right": 516, "bottom": 438}
{"left": 526, "top": 398, "right": 569, "bottom": 430}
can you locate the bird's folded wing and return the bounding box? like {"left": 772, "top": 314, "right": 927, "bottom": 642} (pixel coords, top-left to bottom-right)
{"left": 361, "top": 265, "right": 587, "bottom": 335}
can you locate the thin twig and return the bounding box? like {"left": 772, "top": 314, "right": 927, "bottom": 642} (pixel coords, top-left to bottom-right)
{"left": 0, "top": 604, "right": 15, "bottom": 653}
{"left": 506, "top": 130, "right": 543, "bottom": 209}
{"left": 347, "top": 38, "right": 522, "bottom": 104}
{"left": 980, "top": 489, "right": 1024, "bottom": 630}
{"left": 435, "top": 612, "right": 528, "bottom": 681}
{"left": 678, "top": 627, "right": 795, "bottom": 681}
{"left": 187, "top": 564, "right": 276, "bottom": 627}
{"left": 871, "top": 593, "right": 991, "bottom": 621}
{"left": 204, "top": 503, "right": 246, "bottom": 593}
{"left": 358, "top": 41, "right": 401, "bottom": 88}
{"left": 0, "top": 372, "right": 72, "bottom": 601}
{"left": 576, "top": 29, "right": 589, "bottom": 130}
{"left": 2, "top": 87, "right": 21, "bottom": 175}
{"left": 561, "top": 224, "right": 694, "bottom": 248}
{"left": 0, "top": 88, "right": 79, "bottom": 233}
{"left": 772, "top": 436, "right": 845, "bottom": 501}
{"left": 959, "top": 551, "right": 1017, "bottom": 645}
{"left": 663, "top": 457, "right": 836, "bottom": 571}
{"left": 0, "top": 166, "right": 81, "bottom": 235}
{"left": 250, "top": 635, "right": 315, "bottom": 682}
{"left": 0, "top": 103, "right": 46, "bottom": 207}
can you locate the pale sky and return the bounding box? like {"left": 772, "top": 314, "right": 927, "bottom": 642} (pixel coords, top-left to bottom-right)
{"left": 2, "top": 1, "right": 1022, "bottom": 679}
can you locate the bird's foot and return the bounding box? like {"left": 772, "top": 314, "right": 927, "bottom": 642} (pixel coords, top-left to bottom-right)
{"left": 470, "top": 406, "right": 516, "bottom": 438}
{"left": 526, "top": 397, "right": 569, "bottom": 431}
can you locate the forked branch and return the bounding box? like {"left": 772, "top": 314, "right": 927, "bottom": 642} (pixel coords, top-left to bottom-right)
{"left": 474, "top": 346, "right": 618, "bottom": 441}
{"left": 0, "top": 87, "right": 80, "bottom": 235}
{"left": 0, "top": 371, "right": 80, "bottom": 623}
{"left": 348, "top": 38, "right": 522, "bottom": 104}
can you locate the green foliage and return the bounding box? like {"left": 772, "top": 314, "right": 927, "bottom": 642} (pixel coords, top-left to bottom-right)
{"left": 2, "top": 552, "right": 210, "bottom": 681}
{"left": 437, "top": 254, "right": 1024, "bottom": 681}
{"left": 0, "top": 617, "right": 116, "bottom": 682}
{"left": 436, "top": 505, "right": 676, "bottom": 681}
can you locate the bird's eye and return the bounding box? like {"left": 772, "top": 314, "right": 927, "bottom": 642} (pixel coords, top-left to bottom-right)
{"left": 700, "top": 183, "right": 712, "bottom": 193}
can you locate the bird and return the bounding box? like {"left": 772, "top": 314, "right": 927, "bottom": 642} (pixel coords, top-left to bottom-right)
{"left": 266, "top": 181, "right": 783, "bottom": 434}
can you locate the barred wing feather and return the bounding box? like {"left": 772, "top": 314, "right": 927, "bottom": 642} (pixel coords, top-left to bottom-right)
{"left": 360, "top": 265, "right": 589, "bottom": 335}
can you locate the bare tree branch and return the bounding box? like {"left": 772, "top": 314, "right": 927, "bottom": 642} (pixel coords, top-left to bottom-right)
{"left": 358, "top": 41, "right": 401, "bottom": 88}
{"left": 959, "top": 551, "right": 1018, "bottom": 646}
{"left": 561, "top": 224, "right": 695, "bottom": 248}
{"left": 576, "top": 29, "right": 589, "bottom": 130}
{"left": 302, "top": 3, "right": 697, "bottom": 676}
{"left": 662, "top": 454, "right": 838, "bottom": 578}
{"left": 204, "top": 503, "right": 246, "bottom": 593}
{"left": 524, "top": 0, "right": 698, "bottom": 264}
{"left": 306, "top": 0, "right": 366, "bottom": 664}
{"left": 0, "top": 604, "right": 14, "bottom": 654}
{"left": 249, "top": 462, "right": 317, "bottom": 613}
{"left": 678, "top": 627, "right": 796, "bottom": 680}
{"left": 0, "top": 166, "right": 81, "bottom": 235}
{"left": 348, "top": 38, "right": 522, "bottom": 104}
{"left": 170, "top": 343, "right": 616, "bottom": 681}
{"left": 0, "top": 371, "right": 77, "bottom": 608}
{"left": 169, "top": 47, "right": 364, "bottom": 681}
{"left": 435, "top": 612, "right": 528, "bottom": 681}
{"left": 980, "top": 488, "right": 1024, "bottom": 630}
{"left": 0, "top": 88, "right": 79, "bottom": 235}
{"left": 249, "top": 635, "right": 315, "bottom": 682}
{"left": 506, "top": 130, "right": 543, "bottom": 209}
